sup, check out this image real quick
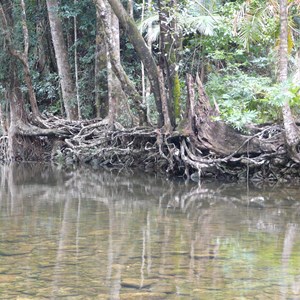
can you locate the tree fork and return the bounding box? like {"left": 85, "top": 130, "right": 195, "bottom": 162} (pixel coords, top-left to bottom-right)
{"left": 95, "top": 0, "right": 147, "bottom": 126}
{"left": 106, "top": 0, "right": 164, "bottom": 127}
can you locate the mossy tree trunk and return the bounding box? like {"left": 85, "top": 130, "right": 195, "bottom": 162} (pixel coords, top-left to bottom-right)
{"left": 158, "top": 0, "right": 181, "bottom": 128}
{"left": 106, "top": 0, "right": 164, "bottom": 127}
{"left": 95, "top": 0, "right": 147, "bottom": 125}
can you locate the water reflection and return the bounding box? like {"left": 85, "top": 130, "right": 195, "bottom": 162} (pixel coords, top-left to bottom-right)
{"left": 0, "top": 163, "right": 300, "bottom": 299}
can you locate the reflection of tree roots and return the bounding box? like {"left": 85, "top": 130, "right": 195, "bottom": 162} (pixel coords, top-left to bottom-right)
{"left": 11, "top": 134, "right": 53, "bottom": 162}
{"left": 0, "top": 136, "right": 9, "bottom": 162}
{"left": 2, "top": 115, "right": 300, "bottom": 182}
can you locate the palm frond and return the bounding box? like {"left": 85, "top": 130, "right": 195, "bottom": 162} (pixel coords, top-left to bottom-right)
{"left": 238, "top": 14, "right": 262, "bottom": 50}
{"left": 137, "top": 0, "right": 221, "bottom": 46}
{"left": 234, "top": 0, "right": 277, "bottom": 50}
{"left": 179, "top": 15, "right": 220, "bottom": 36}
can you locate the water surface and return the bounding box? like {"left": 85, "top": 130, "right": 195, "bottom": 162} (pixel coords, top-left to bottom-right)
{"left": 0, "top": 163, "right": 300, "bottom": 299}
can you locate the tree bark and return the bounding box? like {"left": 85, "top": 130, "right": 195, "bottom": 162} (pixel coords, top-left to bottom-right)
{"left": 35, "top": 0, "right": 49, "bottom": 76}
{"left": 95, "top": 0, "right": 147, "bottom": 125}
{"left": 46, "top": 0, "right": 79, "bottom": 120}
{"left": 73, "top": 0, "right": 81, "bottom": 119}
{"left": 158, "top": 0, "right": 180, "bottom": 128}
{"left": 157, "top": 67, "right": 172, "bottom": 132}
{"left": 184, "top": 74, "right": 195, "bottom": 136}
{"left": 106, "top": 0, "right": 164, "bottom": 127}
{"left": 0, "top": 1, "right": 40, "bottom": 118}
{"left": 107, "top": 6, "right": 119, "bottom": 125}
{"left": 94, "top": 8, "right": 108, "bottom": 118}
{"left": 279, "top": 0, "right": 300, "bottom": 162}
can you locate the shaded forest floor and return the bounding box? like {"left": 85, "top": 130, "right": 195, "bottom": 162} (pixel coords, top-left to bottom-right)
{"left": 1, "top": 115, "right": 300, "bottom": 183}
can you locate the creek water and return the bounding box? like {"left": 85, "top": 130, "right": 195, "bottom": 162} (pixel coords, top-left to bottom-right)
{"left": 0, "top": 163, "right": 300, "bottom": 299}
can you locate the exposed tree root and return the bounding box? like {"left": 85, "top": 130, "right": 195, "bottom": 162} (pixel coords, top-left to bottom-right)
{"left": 1, "top": 114, "right": 300, "bottom": 182}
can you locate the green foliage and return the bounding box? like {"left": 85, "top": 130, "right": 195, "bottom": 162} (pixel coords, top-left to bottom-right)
{"left": 33, "top": 72, "right": 59, "bottom": 100}
{"left": 0, "top": 0, "right": 298, "bottom": 129}
{"left": 32, "top": 71, "right": 66, "bottom": 116}
{"left": 139, "top": 0, "right": 222, "bottom": 49}
{"left": 263, "top": 81, "right": 300, "bottom": 109}
{"left": 205, "top": 68, "right": 274, "bottom": 130}
{"left": 206, "top": 67, "right": 300, "bottom": 130}
{"left": 234, "top": 0, "right": 278, "bottom": 51}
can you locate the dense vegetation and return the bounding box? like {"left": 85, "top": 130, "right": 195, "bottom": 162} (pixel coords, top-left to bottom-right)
{"left": 1, "top": 0, "right": 300, "bottom": 181}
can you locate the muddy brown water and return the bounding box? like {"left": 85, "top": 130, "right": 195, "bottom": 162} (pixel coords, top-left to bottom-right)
{"left": 0, "top": 163, "right": 300, "bottom": 299}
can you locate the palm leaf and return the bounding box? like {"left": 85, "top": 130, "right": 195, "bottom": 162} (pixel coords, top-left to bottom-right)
{"left": 179, "top": 15, "right": 220, "bottom": 36}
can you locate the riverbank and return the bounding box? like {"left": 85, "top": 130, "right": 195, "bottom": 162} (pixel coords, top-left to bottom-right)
{"left": 1, "top": 116, "right": 300, "bottom": 183}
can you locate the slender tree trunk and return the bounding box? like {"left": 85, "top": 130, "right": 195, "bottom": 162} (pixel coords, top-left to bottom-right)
{"left": 94, "top": 8, "right": 108, "bottom": 118}
{"left": 279, "top": 0, "right": 300, "bottom": 162}
{"left": 8, "top": 60, "right": 29, "bottom": 160}
{"left": 35, "top": 0, "right": 48, "bottom": 76}
{"left": 185, "top": 74, "right": 195, "bottom": 135}
{"left": 0, "top": 1, "right": 28, "bottom": 126}
{"left": 107, "top": 6, "right": 118, "bottom": 125}
{"left": 95, "top": 9, "right": 108, "bottom": 118}
{"left": 106, "top": 0, "right": 164, "bottom": 127}
{"left": 74, "top": 0, "right": 81, "bottom": 119}
{"left": 0, "top": 1, "right": 40, "bottom": 118}
{"left": 19, "top": 0, "right": 40, "bottom": 118}
{"left": 145, "top": 0, "right": 153, "bottom": 123}
{"left": 157, "top": 67, "right": 172, "bottom": 132}
{"left": 46, "top": 0, "right": 79, "bottom": 120}
{"left": 158, "top": 0, "right": 181, "bottom": 128}
{"left": 95, "top": 0, "right": 147, "bottom": 125}
{"left": 140, "top": 0, "right": 146, "bottom": 104}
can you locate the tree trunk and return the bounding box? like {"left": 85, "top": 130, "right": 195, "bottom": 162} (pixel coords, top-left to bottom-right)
{"left": 35, "top": 0, "right": 49, "bottom": 76}
{"left": 106, "top": 0, "right": 164, "bottom": 127}
{"left": 0, "top": 1, "right": 40, "bottom": 118}
{"left": 94, "top": 8, "right": 109, "bottom": 118}
{"left": 158, "top": 0, "right": 180, "bottom": 128}
{"left": 107, "top": 6, "right": 119, "bottom": 125}
{"left": 73, "top": 0, "right": 81, "bottom": 119}
{"left": 279, "top": 0, "right": 300, "bottom": 162}
{"left": 19, "top": 0, "right": 40, "bottom": 118}
{"left": 157, "top": 67, "right": 172, "bottom": 132}
{"left": 187, "top": 74, "right": 196, "bottom": 130}
{"left": 7, "top": 58, "right": 30, "bottom": 161}
{"left": 46, "top": 0, "right": 79, "bottom": 120}
{"left": 95, "top": 0, "right": 147, "bottom": 125}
